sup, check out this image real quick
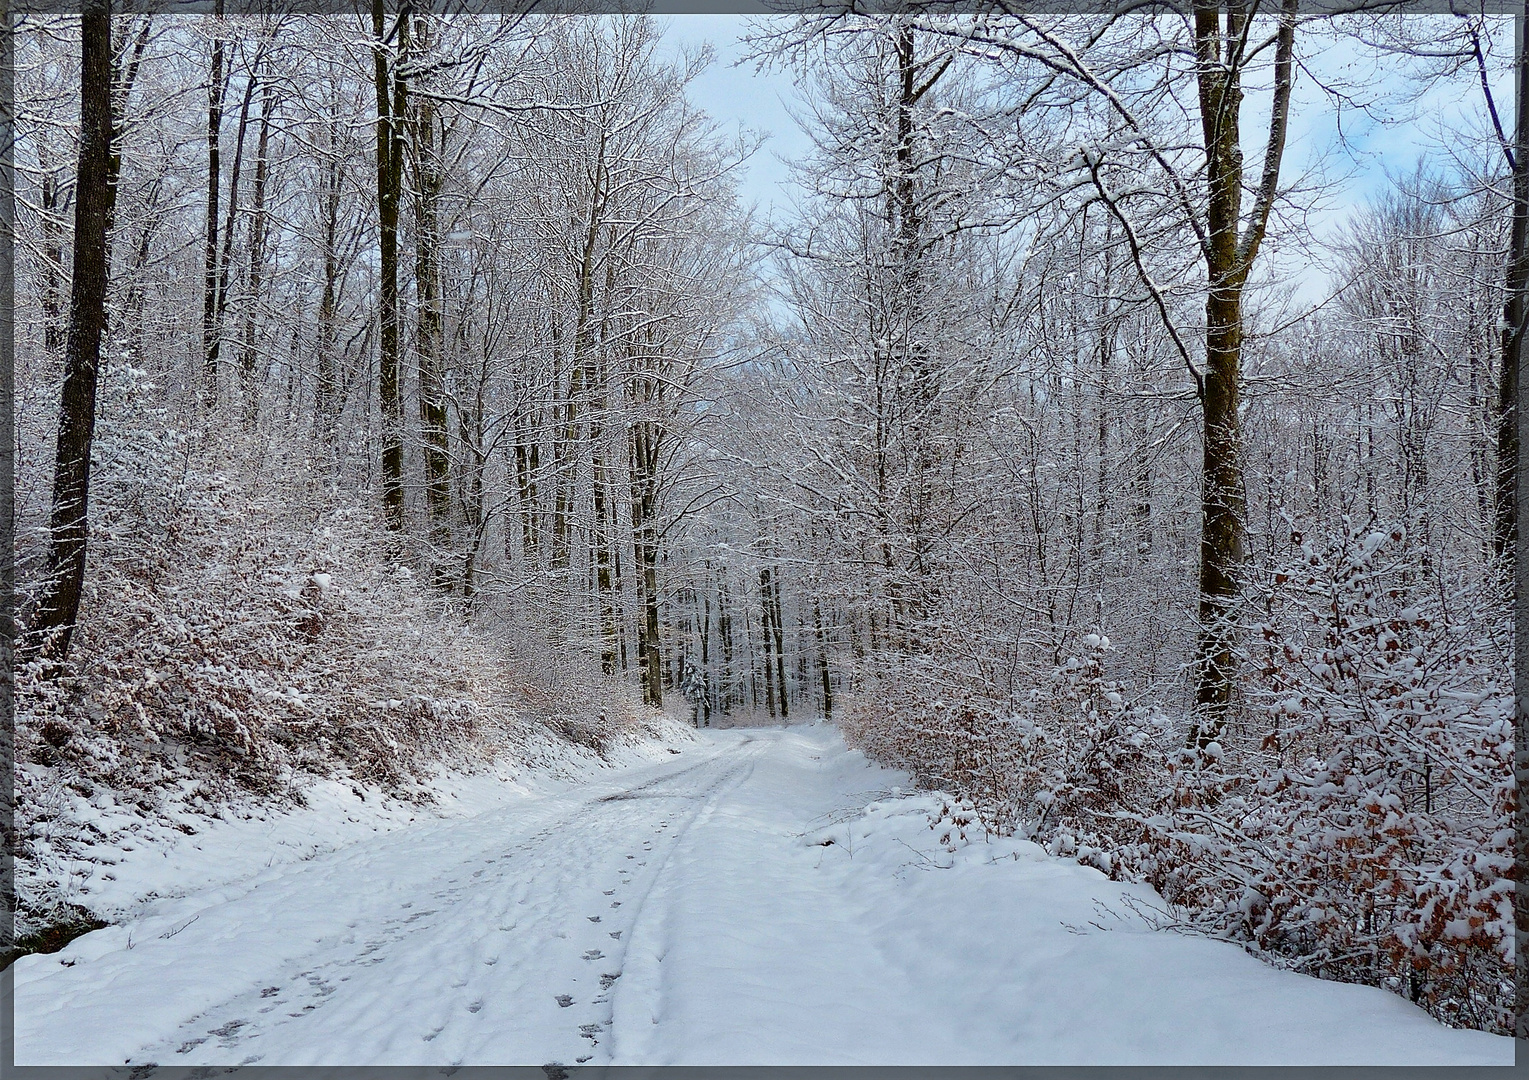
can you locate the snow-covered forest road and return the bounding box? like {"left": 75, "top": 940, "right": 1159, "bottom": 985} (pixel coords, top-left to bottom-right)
{"left": 13, "top": 727, "right": 1511, "bottom": 1067}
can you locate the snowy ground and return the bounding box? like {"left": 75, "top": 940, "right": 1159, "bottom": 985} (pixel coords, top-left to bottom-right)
{"left": 11, "top": 725, "right": 1513, "bottom": 1067}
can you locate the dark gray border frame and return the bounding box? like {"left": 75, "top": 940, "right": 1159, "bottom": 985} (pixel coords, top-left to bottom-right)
{"left": 0, "top": 0, "right": 1522, "bottom": 1073}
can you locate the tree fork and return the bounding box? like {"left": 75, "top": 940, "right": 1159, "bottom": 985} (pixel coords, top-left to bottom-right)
{"left": 1187, "top": 0, "right": 1295, "bottom": 750}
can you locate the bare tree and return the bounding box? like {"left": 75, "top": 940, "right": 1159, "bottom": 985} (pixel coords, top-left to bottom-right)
{"left": 373, "top": 0, "right": 406, "bottom": 531}
{"left": 30, "top": 6, "right": 149, "bottom": 660}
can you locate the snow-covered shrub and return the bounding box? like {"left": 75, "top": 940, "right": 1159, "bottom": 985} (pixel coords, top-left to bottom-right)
{"left": 838, "top": 631, "right": 1165, "bottom": 846}
{"left": 837, "top": 649, "right": 1027, "bottom": 833}
{"left": 1011, "top": 634, "right": 1169, "bottom": 858}
{"left": 1117, "top": 519, "right": 1514, "bottom": 1033}
{"left": 836, "top": 518, "right": 1512, "bottom": 1033}
{"left": 487, "top": 613, "right": 649, "bottom": 758}
{"left": 16, "top": 464, "right": 489, "bottom": 798}
{"left": 12, "top": 417, "right": 651, "bottom": 927}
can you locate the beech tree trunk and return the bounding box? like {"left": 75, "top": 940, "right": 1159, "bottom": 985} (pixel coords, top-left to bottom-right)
{"left": 2, "top": 0, "right": 14, "bottom": 670}
{"left": 759, "top": 566, "right": 777, "bottom": 719}
{"left": 630, "top": 418, "right": 663, "bottom": 707}
{"left": 39, "top": 169, "right": 65, "bottom": 355}
{"left": 1497, "top": 3, "right": 1528, "bottom": 561}
{"left": 411, "top": 13, "right": 451, "bottom": 571}
{"left": 201, "top": 6, "right": 225, "bottom": 410}
{"left": 239, "top": 81, "right": 272, "bottom": 426}
{"left": 1187, "top": 0, "right": 1296, "bottom": 749}
{"left": 814, "top": 601, "right": 833, "bottom": 719}
{"left": 32, "top": 3, "right": 116, "bottom": 660}
{"left": 1509, "top": 3, "right": 1529, "bottom": 1047}
{"left": 315, "top": 125, "right": 342, "bottom": 435}
{"left": 373, "top": 0, "right": 406, "bottom": 530}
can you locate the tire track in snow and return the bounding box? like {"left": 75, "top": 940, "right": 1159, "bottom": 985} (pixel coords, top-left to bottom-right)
{"left": 601, "top": 735, "right": 765, "bottom": 1065}
{"left": 116, "top": 735, "right": 757, "bottom": 1067}
{"left": 541, "top": 734, "right": 765, "bottom": 1067}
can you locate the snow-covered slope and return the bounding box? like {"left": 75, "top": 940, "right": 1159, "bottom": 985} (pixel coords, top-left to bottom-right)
{"left": 11, "top": 725, "right": 1510, "bottom": 1066}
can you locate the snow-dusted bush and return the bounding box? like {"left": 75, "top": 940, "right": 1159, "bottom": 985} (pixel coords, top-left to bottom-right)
{"left": 480, "top": 605, "right": 651, "bottom": 758}
{"left": 13, "top": 400, "right": 655, "bottom": 928}
{"left": 839, "top": 631, "right": 1166, "bottom": 846}
{"left": 838, "top": 521, "right": 1512, "bottom": 1034}
{"left": 18, "top": 460, "right": 489, "bottom": 796}
{"left": 837, "top": 650, "right": 1023, "bottom": 832}
{"left": 1118, "top": 520, "right": 1514, "bottom": 1032}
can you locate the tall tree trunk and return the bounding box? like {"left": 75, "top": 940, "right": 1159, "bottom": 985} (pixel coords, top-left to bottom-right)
{"left": 770, "top": 565, "right": 788, "bottom": 720}
{"left": 630, "top": 420, "right": 663, "bottom": 707}
{"left": 121, "top": 173, "right": 161, "bottom": 364}
{"left": 1498, "top": 1, "right": 1529, "bottom": 561}
{"left": 457, "top": 382, "right": 486, "bottom": 598}
{"left": 513, "top": 407, "right": 540, "bottom": 563}
{"left": 1509, "top": 3, "right": 1529, "bottom": 1047}
{"left": 31, "top": 4, "right": 116, "bottom": 660}
{"left": 39, "top": 168, "right": 65, "bottom": 356}
{"left": 411, "top": 13, "right": 451, "bottom": 571}
{"left": 239, "top": 80, "right": 273, "bottom": 428}
{"left": 718, "top": 579, "right": 734, "bottom": 712}
{"left": 1188, "top": 0, "right": 1295, "bottom": 749}
{"left": 553, "top": 142, "right": 608, "bottom": 576}
{"left": 593, "top": 449, "right": 618, "bottom": 672}
{"left": 373, "top": 0, "right": 406, "bottom": 531}
{"left": 315, "top": 114, "right": 343, "bottom": 438}
{"left": 759, "top": 566, "right": 777, "bottom": 719}
{"left": 212, "top": 52, "right": 258, "bottom": 396}
{"left": 590, "top": 269, "right": 621, "bottom": 672}
{"left": 201, "top": 7, "right": 225, "bottom": 410}
{"left": 814, "top": 601, "right": 833, "bottom": 719}
{"left": 2, "top": 0, "right": 15, "bottom": 672}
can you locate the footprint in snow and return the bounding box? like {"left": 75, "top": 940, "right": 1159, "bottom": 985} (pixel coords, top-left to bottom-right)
{"left": 260, "top": 987, "right": 280, "bottom": 998}
{"left": 599, "top": 972, "right": 621, "bottom": 989}
{"left": 608, "top": 931, "right": 622, "bottom": 940}
{"left": 602, "top": 890, "right": 615, "bottom": 896}
{"left": 587, "top": 915, "right": 601, "bottom": 923}
{"left": 555, "top": 995, "right": 574, "bottom": 1008}
{"left": 467, "top": 1001, "right": 484, "bottom": 1014}
{"left": 582, "top": 949, "right": 604, "bottom": 960}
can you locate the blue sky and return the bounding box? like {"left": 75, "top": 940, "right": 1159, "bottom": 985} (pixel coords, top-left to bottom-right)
{"left": 657, "top": 12, "right": 1517, "bottom": 293}
{"left": 661, "top": 14, "right": 811, "bottom": 223}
